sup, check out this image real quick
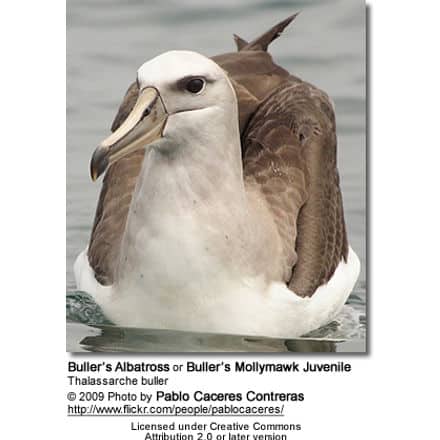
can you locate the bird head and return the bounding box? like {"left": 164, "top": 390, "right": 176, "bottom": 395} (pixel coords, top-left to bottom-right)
{"left": 90, "top": 50, "right": 238, "bottom": 181}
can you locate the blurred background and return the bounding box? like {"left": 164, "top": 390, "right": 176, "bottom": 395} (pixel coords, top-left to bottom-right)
{"left": 67, "top": 0, "right": 366, "bottom": 351}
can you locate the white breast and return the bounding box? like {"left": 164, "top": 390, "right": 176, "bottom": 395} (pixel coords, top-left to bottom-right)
{"left": 75, "top": 245, "right": 360, "bottom": 339}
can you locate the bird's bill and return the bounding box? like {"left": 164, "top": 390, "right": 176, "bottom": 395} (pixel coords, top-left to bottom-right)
{"left": 90, "top": 87, "right": 168, "bottom": 181}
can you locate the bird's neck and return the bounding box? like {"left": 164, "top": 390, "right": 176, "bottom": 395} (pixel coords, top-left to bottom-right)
{"left": 116, "top": 129, "right": 258, "bottom": 283}
{"left": 143, "top": 133, "right": 245, "bottom": 206}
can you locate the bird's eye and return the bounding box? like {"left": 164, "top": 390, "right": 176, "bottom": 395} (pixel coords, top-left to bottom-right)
{"left": 185, "top": 78, "right": 205, "bottom": 94}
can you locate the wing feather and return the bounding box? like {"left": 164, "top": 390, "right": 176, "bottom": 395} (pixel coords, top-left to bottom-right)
{"left": 243, "top": 80, "right": 348, "bottom": 296}
{"left": 88, "top": 82, "right": 143, "bottom": 285}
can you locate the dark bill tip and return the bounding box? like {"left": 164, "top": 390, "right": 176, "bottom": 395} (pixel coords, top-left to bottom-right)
{"left": 90, "top": 147, "right": 109, "bottom": 181}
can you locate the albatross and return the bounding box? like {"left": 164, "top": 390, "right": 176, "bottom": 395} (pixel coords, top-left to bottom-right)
{"left": 74, "top": 15, "right": 360, "bottom": 338}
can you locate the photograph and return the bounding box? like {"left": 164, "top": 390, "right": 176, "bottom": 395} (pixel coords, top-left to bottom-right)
{"left": 67, "top": 0, "right": 366, "bottom": 352}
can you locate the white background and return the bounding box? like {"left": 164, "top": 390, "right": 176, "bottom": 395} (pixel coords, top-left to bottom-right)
{"left": 1, "top": 0, "right": 439, "bottom": 438}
